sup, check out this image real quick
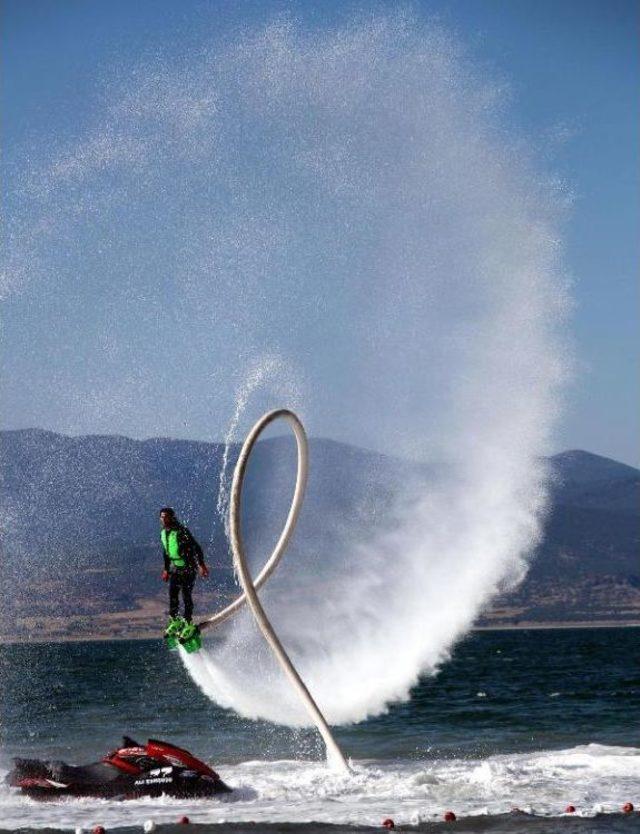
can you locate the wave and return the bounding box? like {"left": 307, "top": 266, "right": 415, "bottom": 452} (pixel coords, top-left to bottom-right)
{"left": 0, "top": 744, "right": 636, "bottom": 830}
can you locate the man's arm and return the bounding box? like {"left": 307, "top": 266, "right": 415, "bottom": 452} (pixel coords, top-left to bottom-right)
{"left": 181, "top": 526, "right": 209, "bottom": 576}
{"left": 161, "top": 544, "right": 170, "bottom": 581}
{"left": 181, "top": 527, "right": 204, "bottom": 566}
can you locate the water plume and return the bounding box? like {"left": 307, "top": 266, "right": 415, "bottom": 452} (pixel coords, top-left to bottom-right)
{"left": 215, "top": 353, "right": 297, "bottom": 541}
{"left": 5, "top": 12, "right": 570, "bottom": 725}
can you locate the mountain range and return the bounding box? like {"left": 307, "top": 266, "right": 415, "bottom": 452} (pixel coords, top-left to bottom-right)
{"left": 0, "top": 429, "right": 637, "bottom": 640}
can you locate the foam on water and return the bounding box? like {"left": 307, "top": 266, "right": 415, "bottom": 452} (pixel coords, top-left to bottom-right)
{"left": 0, "top": 745, "right": 636, "bottom": 830}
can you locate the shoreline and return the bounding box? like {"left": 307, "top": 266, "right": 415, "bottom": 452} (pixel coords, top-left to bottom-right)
{"left": 473, "top": 620, "right": 640, "bottom": 631}
{"left": 1, "top": 620, "right": 638, "bottom": 646}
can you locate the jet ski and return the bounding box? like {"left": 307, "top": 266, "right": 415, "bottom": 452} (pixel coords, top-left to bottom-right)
{"left": 7, "top": 736, "right": 231, "bottom": 800}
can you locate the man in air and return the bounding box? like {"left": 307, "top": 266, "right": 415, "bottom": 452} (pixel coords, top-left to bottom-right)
{"left": 159, "top": 506, "right": 209, "bottom": 650}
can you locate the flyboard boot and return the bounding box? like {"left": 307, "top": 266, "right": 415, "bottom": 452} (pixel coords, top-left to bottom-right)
{"left": 164, "top": 616, "right": 186, "bottom": 650}
{"left": 178, "top": 620, "right": 202, "bottom": 653}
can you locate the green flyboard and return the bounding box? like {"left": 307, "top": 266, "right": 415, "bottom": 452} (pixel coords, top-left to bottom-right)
{"left": 164, "top": 616, "right": 186, "bottom": 651}
{"left": 179, "top": 622, "right": 202, "bottom": 653}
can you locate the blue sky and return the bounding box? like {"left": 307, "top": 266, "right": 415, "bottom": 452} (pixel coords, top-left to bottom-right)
{"left": 2, "top": 0, "right": 638, "bottom": 465}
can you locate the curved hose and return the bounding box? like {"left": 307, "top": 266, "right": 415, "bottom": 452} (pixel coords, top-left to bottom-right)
{"left": 198, "top": 409, "right": 307, "bottom": 633}
{"left": 199, "top": 408, "right": 349, "bottom": 773}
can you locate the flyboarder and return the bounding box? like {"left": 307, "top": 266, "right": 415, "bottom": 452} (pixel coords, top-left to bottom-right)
{"left": 160, "top": 507, "right": 209, "bottom": 652}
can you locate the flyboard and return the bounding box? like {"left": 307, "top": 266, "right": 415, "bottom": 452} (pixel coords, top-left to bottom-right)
{"left": 174, "top": 409, "right": 350, "bottom": 772}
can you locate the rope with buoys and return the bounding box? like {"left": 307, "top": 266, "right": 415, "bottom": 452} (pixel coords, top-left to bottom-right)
{"left": 197, "top": 408, "right": 350, "bottom": 773}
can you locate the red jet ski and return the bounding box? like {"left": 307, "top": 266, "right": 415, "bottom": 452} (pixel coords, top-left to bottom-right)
{"left": 7, "top": 736, "right": 231, "bottom": 800}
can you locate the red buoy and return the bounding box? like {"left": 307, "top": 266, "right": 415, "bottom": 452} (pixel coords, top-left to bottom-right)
{"left": 179, "top": 817, "right": 191, "bottom": 824}
{"left": 565, "top": 805, "right": 576, "bottom": 814}
{"left": 623, "top": 803, "right": 634, "bottom": 814}
{"left": 92, "top": 827, "right": 106, "bottom": 834}
{"left": 382, "top": 819, "right": 395, "bottom": 829}
{"left": 444, "top": 811, "right": 456, "bottom": 822}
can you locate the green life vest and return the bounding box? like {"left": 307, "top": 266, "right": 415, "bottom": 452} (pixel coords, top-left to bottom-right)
{"left": 161, "top": 528, "right": 186, "bottom": 568}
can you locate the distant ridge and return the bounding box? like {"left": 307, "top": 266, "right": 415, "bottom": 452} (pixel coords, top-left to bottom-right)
{"left": 0, "top": 429, "right": 638, "bottom": 640}
{"left": 549, "top": 448, "right": 640, "bottom": 485}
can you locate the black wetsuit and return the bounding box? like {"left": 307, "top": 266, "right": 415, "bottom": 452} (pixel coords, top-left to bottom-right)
{"left": 162, "top": 525, "right": 205, "bottom": 622}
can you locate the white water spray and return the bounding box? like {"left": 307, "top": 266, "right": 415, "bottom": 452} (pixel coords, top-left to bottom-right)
{"left": 215, "top": 354, "right": 286, "bottom": 538}
{"left": 6, "top": 12, "right": 569, "bottom": 727}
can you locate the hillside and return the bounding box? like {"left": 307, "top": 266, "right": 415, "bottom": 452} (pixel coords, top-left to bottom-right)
{"left": 479, "top": 449, "right": 640, "bottom": 627}
{"left": 0, "top": 430, "right": 637, "bottom": 640}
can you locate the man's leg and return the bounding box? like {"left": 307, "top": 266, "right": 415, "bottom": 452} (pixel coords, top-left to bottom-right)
{"left": 168, "top": 573, "right": 180, "bottom": 618}
{"left": 182, "top": 572, "right": 196, "bottom": 622}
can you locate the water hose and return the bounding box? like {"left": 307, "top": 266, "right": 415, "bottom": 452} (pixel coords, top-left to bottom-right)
{"left": 198, "top": 408, "right": 350, "bottom": 773}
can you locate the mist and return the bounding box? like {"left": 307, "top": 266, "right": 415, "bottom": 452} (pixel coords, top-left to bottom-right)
{"left": 4, "top": 12, "right": 569, "bottom": 726}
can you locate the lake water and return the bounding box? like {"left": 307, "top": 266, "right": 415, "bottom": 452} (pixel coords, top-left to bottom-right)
{"left": 0, "top": 627, "right": 638, "bottom": 833}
